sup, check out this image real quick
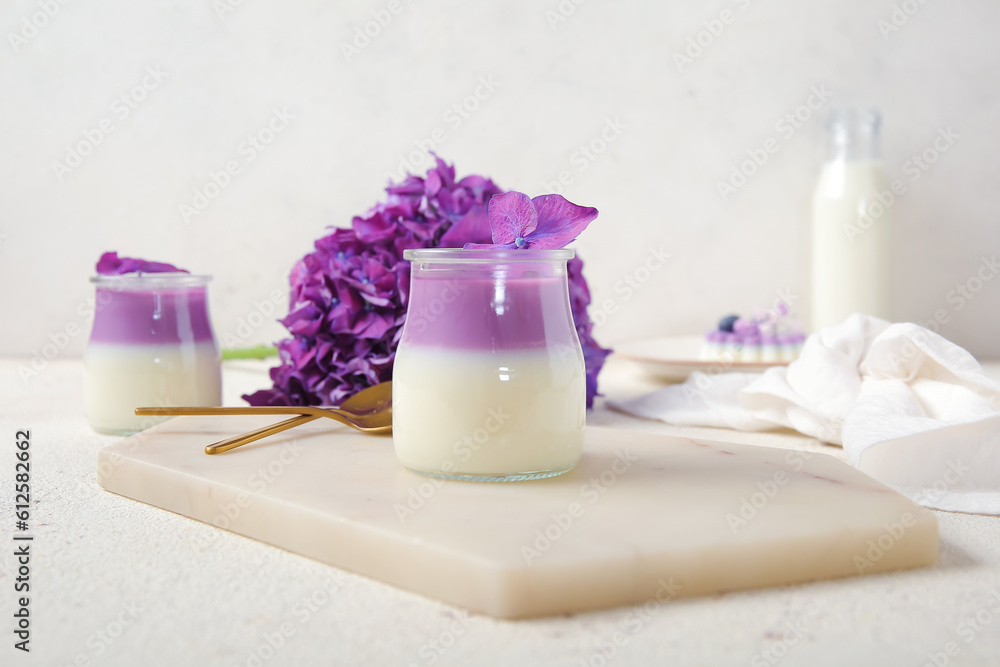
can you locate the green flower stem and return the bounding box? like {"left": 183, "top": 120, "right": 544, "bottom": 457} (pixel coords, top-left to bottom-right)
{"left": 222, "top": 345, "right": 279, "bottom": 360}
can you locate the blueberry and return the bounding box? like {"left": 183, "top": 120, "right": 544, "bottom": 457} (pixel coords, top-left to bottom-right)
{"left": 718, "top": 314, "right": 740, "bottom": 332}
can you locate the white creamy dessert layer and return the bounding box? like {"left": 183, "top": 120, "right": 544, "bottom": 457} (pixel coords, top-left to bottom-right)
{"left": 698, "top": 339, "right": 802, "bottom": 363}
{"left": 84, "top": 342, "right": 222, "bottom": 434}
{"left": 392, "top": 346, "right": 585, "bottom": 478}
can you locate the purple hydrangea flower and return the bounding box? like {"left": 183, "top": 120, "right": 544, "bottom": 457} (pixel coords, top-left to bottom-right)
{"left": 96, "top": 252, "right": 188, "bottom": 275}
{"left": 568, "top": 254, "right": 612, "bottom": 405}
{"left": 244, "top": 155, "right": 612, "bottom": 408}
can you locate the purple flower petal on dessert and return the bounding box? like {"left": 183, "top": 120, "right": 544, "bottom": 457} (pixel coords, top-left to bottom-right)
{"left": 95, "top": 251, "right": 188, "bottom": 275}
{"left": 524, "top": 194, "right": 599, "bottom": 249}
{"left": 488, "top": 192, "right": 538, "bottom": 246}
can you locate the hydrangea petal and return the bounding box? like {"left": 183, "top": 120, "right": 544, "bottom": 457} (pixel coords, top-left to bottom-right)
{"left": 440, "top": 208, "right": 492, "bottom": 247}
{"left": 488, "top": 191, "right": 537, "bottom": 244}
{"left": 431, "top": 152, "right": 456, "bottom": 189}
{"left": 95, "top": 252, "right": 188, "bottom": 275}
{"left": 424, "top": 168, "right": 442, "bottom": 197}
{"left": 352, "top": 213, "right": 398, "bottom": 244}
{"left": 525, "top": 194, "right": 599, "bottom": 249}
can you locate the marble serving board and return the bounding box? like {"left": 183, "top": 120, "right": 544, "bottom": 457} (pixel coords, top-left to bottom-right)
{"left": 97, "top": 418, "right": 938, "bottom": 619}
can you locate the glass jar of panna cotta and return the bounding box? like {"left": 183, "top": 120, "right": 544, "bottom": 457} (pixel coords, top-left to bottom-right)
{"left": 84, "top": 273, "right": 222, "bottom": 435}
{"left": 392, "top": 249, "right": 586, "bottom": 482}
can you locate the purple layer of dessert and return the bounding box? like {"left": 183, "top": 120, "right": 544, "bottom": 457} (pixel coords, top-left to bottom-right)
{"left": 89, "top": 287, "right": 215, "bottom": 345}
{"left": 401, "top": 274, "right": 577, "bottom": 351}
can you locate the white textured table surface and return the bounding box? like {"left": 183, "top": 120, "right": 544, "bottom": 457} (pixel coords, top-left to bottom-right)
{"left": 2, "top": 357, "right": 1000, "bottom": 666}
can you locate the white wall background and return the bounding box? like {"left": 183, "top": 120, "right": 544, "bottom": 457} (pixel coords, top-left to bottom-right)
{"left": 2, "top": 0, "right": 998, "bottom": 367}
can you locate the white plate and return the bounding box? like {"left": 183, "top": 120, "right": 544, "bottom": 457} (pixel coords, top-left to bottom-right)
{"left": 613, "top": 335, "right": 790, "bottom": 382}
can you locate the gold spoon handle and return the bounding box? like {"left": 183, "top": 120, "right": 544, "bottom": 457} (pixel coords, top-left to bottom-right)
{"left": 205, "top": 414, "right": 319, "bottom": 455}
{"left": 136, "top": 406, "right": 332, "bottom": 417}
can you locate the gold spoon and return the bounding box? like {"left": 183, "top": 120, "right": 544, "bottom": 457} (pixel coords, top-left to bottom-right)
{"left": 134, "top": 381, "right": 392, "bottom": 455}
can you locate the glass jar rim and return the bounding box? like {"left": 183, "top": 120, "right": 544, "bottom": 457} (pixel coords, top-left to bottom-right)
{"left": 90, "top": 272, "right": 212, "bottom": 289}
{"left": 403, "top": 248, "right": 574, "bottom": 263}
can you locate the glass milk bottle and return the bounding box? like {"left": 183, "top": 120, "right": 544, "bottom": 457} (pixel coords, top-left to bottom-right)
{"left": 392, "top": 248, "right": 586, "bottom": 482}
{"left": 811, "top": 107, "right": 892, "bottom": 331}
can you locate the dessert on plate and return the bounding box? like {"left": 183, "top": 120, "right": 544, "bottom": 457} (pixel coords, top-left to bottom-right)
{"left": 700, "top": 303, "right": 805, "bottom": 363}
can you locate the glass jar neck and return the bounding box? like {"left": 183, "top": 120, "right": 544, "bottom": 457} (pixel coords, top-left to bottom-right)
{"left": 824, "top": 107, "right": 882, "bottom": 162}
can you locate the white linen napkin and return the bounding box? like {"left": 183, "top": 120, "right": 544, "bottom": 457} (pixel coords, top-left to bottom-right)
{"left": 611, "top": 314, "right": 1000, "bottom": 514}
